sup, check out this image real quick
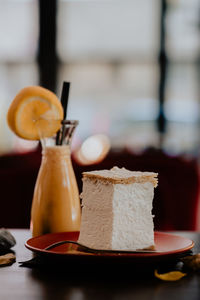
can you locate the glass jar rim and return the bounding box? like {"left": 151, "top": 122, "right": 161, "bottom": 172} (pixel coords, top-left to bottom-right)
{"left": 61, "top": 120, "right": 79, "bottom": 126}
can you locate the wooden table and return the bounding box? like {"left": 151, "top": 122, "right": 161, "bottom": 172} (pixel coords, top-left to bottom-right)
{"left": 1, "top": 230, "right": 200, "bottom": 300}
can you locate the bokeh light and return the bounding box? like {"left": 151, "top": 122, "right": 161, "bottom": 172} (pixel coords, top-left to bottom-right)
{"left": 74, "top": 134, "right": 110, "bottom": 165}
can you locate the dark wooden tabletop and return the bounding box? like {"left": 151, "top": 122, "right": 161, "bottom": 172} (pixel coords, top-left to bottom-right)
{"left": 1, "top": 230, "right": 200, "bottom": 300}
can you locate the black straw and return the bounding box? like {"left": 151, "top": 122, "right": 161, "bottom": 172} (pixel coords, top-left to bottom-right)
{"left": 56, "top": 81, "right": 71, "bottom": 145}
{"left": 61, "top": 81, "right": 70, "bottom": 120}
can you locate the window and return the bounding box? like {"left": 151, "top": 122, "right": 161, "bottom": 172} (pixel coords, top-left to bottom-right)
{"left": 0, "top": 0, "right": 199, "bottom": 155}
{"left": 0, "top": 0, "right": 39, "bottom": 154}
{"left": 57, "top": 0, "right": 160, "bottom": 150}
{"left": 164, "top": 0, "right": 200, "bottom": 154}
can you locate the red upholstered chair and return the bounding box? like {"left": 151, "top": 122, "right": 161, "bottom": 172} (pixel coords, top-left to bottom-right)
{"left": 72, "top": 148, "right": 200, "bottom": 231}
{"left": 0, "top": 147, "right": 199, "bottom": 230}
{"left": 0, "top": 150, "right": 41, "bottom": 228}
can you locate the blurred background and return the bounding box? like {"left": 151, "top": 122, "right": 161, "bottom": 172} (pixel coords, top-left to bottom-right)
{"left": 0, "top": 0, "right": 200, "bottom": 231}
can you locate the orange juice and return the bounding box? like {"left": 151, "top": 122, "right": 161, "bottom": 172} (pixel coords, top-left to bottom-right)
{"left": 31, "top": 145, "right": 81, "bottom": 237}
{"left": 31, "top": 120, "right": 81, "bottom": 237}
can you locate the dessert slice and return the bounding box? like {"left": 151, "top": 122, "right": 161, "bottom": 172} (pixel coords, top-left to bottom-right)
{"left": 78, "top": 166, "right": 158, "bottom": 251}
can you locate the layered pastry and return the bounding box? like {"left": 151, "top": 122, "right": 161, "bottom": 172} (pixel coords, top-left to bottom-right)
{"left": 78, "top": 166, "right": 158, "bottom": 251}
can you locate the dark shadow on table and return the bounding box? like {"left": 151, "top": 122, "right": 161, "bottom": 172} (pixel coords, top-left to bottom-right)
{"left": 27, "top": 255, "right": 200, "bottom": 300}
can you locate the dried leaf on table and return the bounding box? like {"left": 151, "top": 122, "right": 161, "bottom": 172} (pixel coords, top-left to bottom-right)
{"left": 154, "top": 269, "right": 187, "bottom": 281}
{"left": 182, "top": 254, "right": 200, "bottom": 271}
{"left": 0, "top": 253, "right": 16, "bottom": 267}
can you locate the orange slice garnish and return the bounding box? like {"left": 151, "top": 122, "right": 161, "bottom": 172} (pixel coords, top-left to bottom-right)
{"left": 7, "top": 86, "right": 63, "bottom": 140}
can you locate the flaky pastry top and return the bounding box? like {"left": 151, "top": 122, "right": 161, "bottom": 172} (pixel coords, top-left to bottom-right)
{"left": 83, "top": 166, "right": 158, "bottom": 187}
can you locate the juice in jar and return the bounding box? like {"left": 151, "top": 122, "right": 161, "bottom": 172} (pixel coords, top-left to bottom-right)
{"left": 31, "top": 121, "right": 81, "bottom": 237}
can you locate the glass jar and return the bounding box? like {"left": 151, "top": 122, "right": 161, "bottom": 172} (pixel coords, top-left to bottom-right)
{"left": 31, "top": 120, "right": 81, "bottom": 237}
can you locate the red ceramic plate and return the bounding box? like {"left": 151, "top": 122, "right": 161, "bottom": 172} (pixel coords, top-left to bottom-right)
{"left": 25, "top": 231, "right": 194, "bottom": 263}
